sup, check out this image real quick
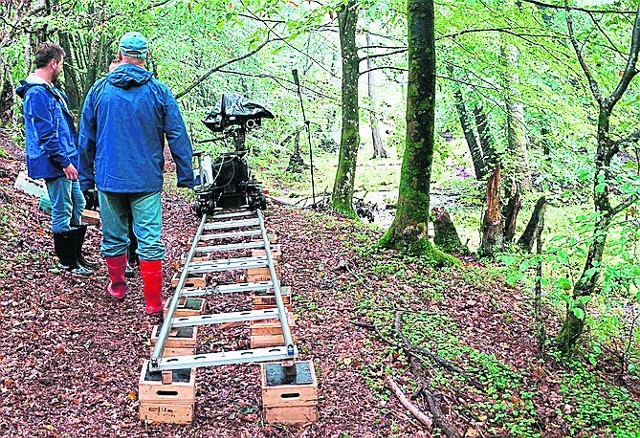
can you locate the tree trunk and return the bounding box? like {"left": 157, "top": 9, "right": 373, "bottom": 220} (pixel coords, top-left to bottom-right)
{"left": 556, "top": 6, "right": 640, "bottom": 354}
{"left": 502, "top": 180, "right": 521, "bottom": 243}
{"left": 432, "top": 207, "right": 467, "bottom": 254}
{"left": 473, "top": 103, "right": 498, "bottom": 171}
{"left": 365, "top": 32, "right": 387, "bottom": 159}
{"left": 500, "top": 43, "right": 532, "bottom": 188}
{"left": 449, "top": 66, "right": 485, "bottom": 179}
{"left": 378, "top": 0, "right": 453, "bottom": 265}
{"left": 518, "top": 196, "right": 546, "bottom": 252}
{"left": 331, "top": 0, "right": 360, "bottom": 218}
{"left": 480, "top": 165, "right": 504, "bottom": 257}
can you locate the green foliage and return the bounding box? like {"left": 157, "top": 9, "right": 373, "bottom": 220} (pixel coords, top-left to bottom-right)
{"left": 557, "top": 361, "right": 640, "bottom": 436}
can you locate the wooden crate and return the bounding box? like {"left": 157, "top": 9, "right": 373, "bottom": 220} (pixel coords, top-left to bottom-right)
{"left": 261, "top": 361, "right": 318, "bottom": 424}
{"left": 163, "top": 297, "right": 205, "bottom": 318}
{"left": 81, "top": 209, "right": 100, "bottom": 225}
{"left": 247, "top": 266, "right": 281, "bottom": 283}
{"left": 252, "top": 233, "right": 278, "bottom": 244}
{"left": 138, "top": 361, "right": 196, "bottom": 424}
{"left": 171, "top": 272, "right": 207, "bottom": 288}
{"left": 139, "top": 403, "right": 194, "bottom": 425}
{"left": 252, "top": 286, "right": 292, "bottom": 311}
{"left": 150, "top": 326, "right": 197, "bottom": 356}
{"left": 250, "top": 312, "right": 295, "bottom": 348}
{"left": 251, "top": 245, "right": 282, "bottom": 261}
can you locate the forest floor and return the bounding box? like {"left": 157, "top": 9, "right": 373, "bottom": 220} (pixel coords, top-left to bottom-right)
{"left": 1, "top": 136, "right": 639, "bottom": 438}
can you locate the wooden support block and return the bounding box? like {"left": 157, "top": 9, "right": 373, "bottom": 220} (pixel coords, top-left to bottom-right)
{"left": 250, "top": 312, "right": 295, "bottom": 336}
{"left": 252, "top": 286, "right": 292, "bottom": 311}
{"left": 138, "top": 360, "right": 196, "bottom": 424}
{"left": 251, "top": 245, "right": 282, "bottom": 261}
{"left": 252, "top": 233, "right": 278, "bottom": 244}
{"left": 139, "top": 403, "right": 194, "bottom": 425}
{"left": 181, "top": 252, "right": 209, "bottom": 263}
{"left": 261, "top": 361, "right": 318, "bottom": 424}
{"left": 250, "top": 312, "right": 295, "bottom": 348}
{"left": 220, "top": 321, "right": 244, "bottom": 330}
{"left": 150, "top": 325, "right": 196, "bottom": 356}
{"left": 171, "top": 272, "right": 207, "bottom": 288}
{"left": 81, "top": 209, "right": 100, "bottom": 225}
{"left": 163, "top": 297, "right": 205, "bottom": 318}
{"left": 247, "top": 266, "right": 281, "bottom": 283}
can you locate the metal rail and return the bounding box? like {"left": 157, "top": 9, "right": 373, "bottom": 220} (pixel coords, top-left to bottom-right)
{"left": 149, "top": 206, "right": 296, "bottom": 371}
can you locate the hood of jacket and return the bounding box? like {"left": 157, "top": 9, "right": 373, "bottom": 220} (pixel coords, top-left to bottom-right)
{"left": 107, "top": 63, "right": 153, "bottom": 90}
{"left": 16, "top": 74, "right": 51, "bottom": 99}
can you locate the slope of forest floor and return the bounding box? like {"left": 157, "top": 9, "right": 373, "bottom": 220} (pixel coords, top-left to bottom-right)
{"left": 1, "top": 136, "right": 639, "bottom": 437}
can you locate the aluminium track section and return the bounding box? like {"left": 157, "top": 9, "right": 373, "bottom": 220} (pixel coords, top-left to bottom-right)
{"left": 149, "top": 207, "right": 296, "bottom": 371}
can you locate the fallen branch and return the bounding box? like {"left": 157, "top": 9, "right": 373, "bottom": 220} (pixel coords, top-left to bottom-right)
{"left": 395, "top": 312, "right": 462, "bottom": 438}
{"left": 422, "top": 388, "right": 461, "bottom": 438}
{"left": 386, "top": 375, "right": 433, "bottom": 428}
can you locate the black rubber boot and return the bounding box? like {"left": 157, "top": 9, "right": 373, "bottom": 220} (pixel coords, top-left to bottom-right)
{"left": 75, "top": 225, "right": 98, "bottom": 269}
{"left": 53, "top": 231, "right": 93, "bottom": 277}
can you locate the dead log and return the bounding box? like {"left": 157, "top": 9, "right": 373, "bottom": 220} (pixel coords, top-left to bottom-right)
{"left": 517, "top": 196, "right": 546, "bottom": 252}
{"left": 386, "top": 375, "right": 433, "bottom": 428}
{"left": 503, "top": 180, "right": 522, "bottom": 243}
{"left": 480, "top": 164, "right": 504, "bottom": 257}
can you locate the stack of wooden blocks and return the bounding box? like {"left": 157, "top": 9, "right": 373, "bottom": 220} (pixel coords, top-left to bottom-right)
{"left": 261, "top": 361, "right": 319, "bottom": 424}
{"left": 139, "top": 298, "right": 204, "bottom": 424}
{"left": 138, "top": 362, "right": 196, "bottom": 425}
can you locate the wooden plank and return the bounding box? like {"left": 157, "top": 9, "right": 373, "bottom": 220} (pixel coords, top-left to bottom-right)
{"left": 250, "top": 312, "right": 295, "bottom": 336}
{"left": 265, "top": 404, "right": 318, "bottom": 424}
{"left": 139, "top": 402, "right": 194, "bottom": 424}
{"left": 163, "top": 297, "right": 205, "bottom": 318}
{"left": 251, "top": 245, "right": 282, "bottom": 261}
{"left": 151, "top": 326, "right": 197, "bottom": 349}
{"left": 171, "top": 272, "right": 207, "bottom": 288}
{"left": 81, "top": 209, "right": 100, "bottom": 225}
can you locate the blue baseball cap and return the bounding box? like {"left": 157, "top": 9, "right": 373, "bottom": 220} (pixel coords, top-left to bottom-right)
{"left": 119, "top": 32, "right": 148, "bottom": 59}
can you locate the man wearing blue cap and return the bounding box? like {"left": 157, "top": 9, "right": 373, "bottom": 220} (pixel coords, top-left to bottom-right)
{"left": 78, "top": 32, "right": 194, "bottom": 315}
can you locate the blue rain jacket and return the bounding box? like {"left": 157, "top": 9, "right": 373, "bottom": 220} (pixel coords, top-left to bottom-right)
{"left": 16, "top": 76, "right": 79, "bottom": 180}
{"left": 78, "top": 63, "right": 194, "bottom": 192}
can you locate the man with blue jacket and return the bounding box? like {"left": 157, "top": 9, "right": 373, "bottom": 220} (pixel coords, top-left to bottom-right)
{"left": 78, "top": 32, "right": 194, "bottom": 315}
{"left": 17, "top": 42, "right": 94, "bottom": 277}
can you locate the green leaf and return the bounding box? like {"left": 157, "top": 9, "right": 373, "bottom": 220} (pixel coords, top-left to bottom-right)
{"left": 557, "top": 278, "right": 572, "bottom": 290}
{"left": 572, "top": 307, "right": 586, "bottom": 320}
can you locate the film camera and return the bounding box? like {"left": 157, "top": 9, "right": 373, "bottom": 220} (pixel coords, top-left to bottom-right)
{"left": 193, "top": 94, "right": 274, "bottom": 216}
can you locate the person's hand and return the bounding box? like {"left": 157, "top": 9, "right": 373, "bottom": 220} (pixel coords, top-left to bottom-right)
{"left": 63, "top": 163, "right": 78, "bottom": 181}
{"left": 83, "top": 189, "right": 99, "bottom": 210}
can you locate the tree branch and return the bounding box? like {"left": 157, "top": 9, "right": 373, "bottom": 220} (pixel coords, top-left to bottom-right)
{"left": 358, "top": 48, "right": 407, "bottom": 63}
{"left": 607, "top": 5, "right": 640, "bottom": 109}
{"left": 360, "top": 65, "right": 407, "bottom": 75}
{"left": 565, "top": 0, "right": 603, "bottom": 104}
{"left": 614, "top": 128, "right": 640, "bottom": 149}
{"left": 610, "top": 194, "right": 640, "bottom": 217}
{"left": 521, "top": 0, "right": 635, "bottom": 15}
{"left": 175, "top": 37, "right": 278, "bottom": 99}
{"left": 385, "top": 375, "right": 433, "bottom": 429}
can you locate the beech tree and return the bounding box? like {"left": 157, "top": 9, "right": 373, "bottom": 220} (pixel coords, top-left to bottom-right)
{"left": 378, "top": 0, "right": 454, "bottom": 264}
{"left": 555, "top": 3, "right": 640, "bottom": 354}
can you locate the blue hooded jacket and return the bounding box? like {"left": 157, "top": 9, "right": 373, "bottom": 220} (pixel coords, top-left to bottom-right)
{"left": 78, "top": 63, "right": 194, "bottom": 192}
{"left": 16, "top": 76, "right": 78, "bottom": 180}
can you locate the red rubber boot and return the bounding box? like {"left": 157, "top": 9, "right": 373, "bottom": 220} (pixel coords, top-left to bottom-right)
{"left": 139, "top": 260, "right": 165, "bottom": 315}
{"left": 105, "top": 254, "right": 127, "bottom": 300}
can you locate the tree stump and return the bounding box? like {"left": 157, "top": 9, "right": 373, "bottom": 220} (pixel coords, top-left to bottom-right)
{"left": 432, "top": 206, "right": 468, "bottom": 254}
